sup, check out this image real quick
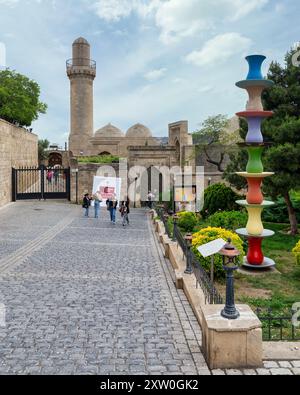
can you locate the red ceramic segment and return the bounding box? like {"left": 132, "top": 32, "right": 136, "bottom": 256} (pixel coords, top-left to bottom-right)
{"left": 246, "top": 177, "right": 264, "bottom": 204}
{"left": 247, "top": 237, "right": 264, "bottom": 265}
{"left": 236, "top": 111, "right": 273, "bottom": 118}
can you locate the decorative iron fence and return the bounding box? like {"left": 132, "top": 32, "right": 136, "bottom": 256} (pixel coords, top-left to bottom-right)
{"left": 256, "top": 308, "right": 300, "bottom": 341}
{"left": 155, "top": 205, "right": 223, "bottom": 305}
{"left": 156, "top": 206, "right": 173, "bottom": 239}
{"left": 191, "top": 250, "right": 223, "bottom": 305}
{"left": 12, "top": 166, "right": 71, "bottom": 201}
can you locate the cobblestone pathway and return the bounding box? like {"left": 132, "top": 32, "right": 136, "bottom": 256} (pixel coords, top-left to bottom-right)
{"left": 0, "top": 202, "right": 298, "bottom": 376}
{"left": 0, "top": 202, "right": 207, "bottom": 375}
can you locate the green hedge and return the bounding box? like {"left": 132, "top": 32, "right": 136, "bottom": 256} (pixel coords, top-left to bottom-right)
{"left": 201, "top": 183, "right": 241, "bottom": 218}
{"left": 78, "top": 155, "right": 120, "bottom": 164}
{"left": 208, "top": 210, "right": 248, "bottom": 231}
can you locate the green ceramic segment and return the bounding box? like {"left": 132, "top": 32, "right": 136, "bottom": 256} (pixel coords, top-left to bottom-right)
{"left": 246, "top": 146, "right": 264, "bottom": 173}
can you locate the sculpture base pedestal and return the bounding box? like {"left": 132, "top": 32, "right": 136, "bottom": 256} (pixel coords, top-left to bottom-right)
{"left": 242, "top": 257, "right": 276, "bottom": 270}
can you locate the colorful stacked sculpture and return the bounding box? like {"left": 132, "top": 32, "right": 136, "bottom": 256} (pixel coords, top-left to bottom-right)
{"left": 235, "top": 55, "right": 276, "bottom": 269}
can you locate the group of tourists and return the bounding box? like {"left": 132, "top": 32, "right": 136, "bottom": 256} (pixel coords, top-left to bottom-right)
{"left": 82, "top": 193, "right": 130, "bottom": 226}
{"left": 46, "top": 168, "right": 60, "bottom": 184}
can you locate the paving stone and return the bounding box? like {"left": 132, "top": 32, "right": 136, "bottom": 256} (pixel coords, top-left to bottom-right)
{"left": 292, "top": 368, "right": 300, "bottom": 375}
{"left": 264, "top": 361, "right": 279, "bottom": 369}
{"left": 270, "top": 368, "right": 293, "bottom": 376}
{"left": 278, "top": 361, "right": 292, "bottom": 368}
{"left": 212, "top": 369, "right": 226, "bottom": 376}
{"left": 291, "top": 361, "right": 300, "bottom": 368}
{"left": 243, "top": 369, "right": 257, "bottom": 375}
{"left": 0, "top": 203, "right": 205, "bottom": 375}
{"left": 226, "top": 369, "right": 244, "bottom": 375}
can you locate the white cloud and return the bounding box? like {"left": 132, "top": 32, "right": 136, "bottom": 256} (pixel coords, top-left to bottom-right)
{"left": 92, "top": 0, "right": 269, "bottom": 44}
{"left": 144, "top": 67, "right": 167, "bottom": 81}
{"left": 155, "top": 0, "right": 268, "bottom": 44}
{"left": 93, "top": 0, "right": 160, "bottom": 22}
{"left": 93, "top": 0, "right": 133, "bottom": 22}
{"left": 185, "top": 32, "right": 252, "bottom": 67}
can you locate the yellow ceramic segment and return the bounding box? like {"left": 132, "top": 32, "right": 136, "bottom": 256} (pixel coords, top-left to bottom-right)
{"left": 246, "top": 207, "right": 264, "bottom": 236}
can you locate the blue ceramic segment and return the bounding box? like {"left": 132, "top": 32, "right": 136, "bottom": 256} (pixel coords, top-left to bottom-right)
{"left": 246, "top": 117, "right": 264, "bottom": 143}
{"left": 246, "top": 55, "right": 266, "bottom": 80}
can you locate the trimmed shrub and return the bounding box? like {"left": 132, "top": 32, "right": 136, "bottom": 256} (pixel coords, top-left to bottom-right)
{"left": 208, "top": 210, "right": 248, "bottom": 231}
{"left": 292, "top": 240, "right": 300, "bottom": 265}
{"left": 192, "top": 227, "right": 245, "bottom": 279}
{"left": 78, "top": 155, "right": 120, "bottom": 164}
{"left": 177, "top": 211, "right": 198, "bottom": 233}
{"left": 201, "top": 183, "right": 241, "bottom": 218}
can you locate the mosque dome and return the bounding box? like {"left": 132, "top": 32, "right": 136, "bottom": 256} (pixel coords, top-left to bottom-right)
{"left": 95, "top": 123, "right": 124, "bottom": 138}
{"left": 73, "top": 37, "right": 89, "bottom": 45}
{"left": 126, "top": 123, "right": 152, "bottom": 138}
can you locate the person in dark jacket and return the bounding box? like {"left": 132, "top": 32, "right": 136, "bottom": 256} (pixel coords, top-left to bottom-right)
{"left": 120, "top": 200, "right": 130, "bottom": 227}
{"left": 106, "top": 195, "right": 118, "bottom": 224}
{"left": 83, "top": 194, "right": 91, "bottom": 217}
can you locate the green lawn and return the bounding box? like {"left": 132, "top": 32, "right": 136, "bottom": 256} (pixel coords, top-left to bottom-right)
{"left": 228, "top": 223, "right": 300, "bottom": 312}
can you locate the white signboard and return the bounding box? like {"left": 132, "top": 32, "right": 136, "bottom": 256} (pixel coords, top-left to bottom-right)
{"left": 92, "top": 177, "right": 122, "bottom": 207}
{"left": 197, "top": 239, "right": 227, "bottom": 258}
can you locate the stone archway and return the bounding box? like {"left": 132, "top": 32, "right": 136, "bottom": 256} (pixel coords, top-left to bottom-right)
{"left": 99, "top": 151, "right": 111, "bottom": 156}
{"left": 49, "top": 152, "right": 63, "bottom": 167}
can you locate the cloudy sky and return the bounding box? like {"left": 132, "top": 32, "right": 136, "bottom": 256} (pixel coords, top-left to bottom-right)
{"left": 0, "top": 0, "right": 298, "bottom": 145}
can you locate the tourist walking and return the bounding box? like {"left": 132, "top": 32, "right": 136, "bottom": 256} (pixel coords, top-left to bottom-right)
{"left": 147, "top": 191, "right": 155, "bottom": 209}
{"left": 83, "top": 193, "right": 91, "bottom": 218}
{"left": 54, "top": 168, "right": 59, "bottom": 184}
{"left": 46, "top": 169, "right": 54, "bottom": 184}
{"left": 93, "top": 192, "right": 102, "bottom": 219}
{"left": 106, "top": 195, "right": 118, "bottom": 225}
{"left": 120, "top": 200, "right": 130, "bottom": 227}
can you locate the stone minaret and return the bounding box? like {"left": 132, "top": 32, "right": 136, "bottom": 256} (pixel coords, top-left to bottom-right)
{"left": 67, "top": 37, "right": 96, "bottom": 156}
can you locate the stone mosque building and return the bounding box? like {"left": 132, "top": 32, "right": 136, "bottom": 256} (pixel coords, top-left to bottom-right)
{"left": 66, "top": 37, "right": 195, "bottom": 172}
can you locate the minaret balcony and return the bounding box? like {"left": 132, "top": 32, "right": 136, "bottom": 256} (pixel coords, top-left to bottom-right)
{"left": 66, "top": 58, "right": 96, "bottom": 77}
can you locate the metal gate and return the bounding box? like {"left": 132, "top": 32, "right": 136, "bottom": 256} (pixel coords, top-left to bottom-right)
{"left": 12, "top": 166, "right": 71, "bottom": 201}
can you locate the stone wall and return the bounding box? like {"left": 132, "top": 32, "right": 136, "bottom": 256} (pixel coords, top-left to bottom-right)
{"left": 0, "top": 119, "right": 38, "bottom": 207}
{"left": 70, "top": 161, "right": 122, "bottom": 203}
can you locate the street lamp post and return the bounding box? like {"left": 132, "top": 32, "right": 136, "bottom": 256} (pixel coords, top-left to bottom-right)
{"left": 163, "top": 213, "right": 169, "bottom": 235}
{"left": 184, "top": 233, "right": 193, "bottom": 275}
{"left": 134, "top": 177, "right": 138, "bottom": 209}
{"left": 219, "top": 239, "right": 240, "bottom": 320}
{"left": 172, "top": 215, "right": 179, "bottom": 242}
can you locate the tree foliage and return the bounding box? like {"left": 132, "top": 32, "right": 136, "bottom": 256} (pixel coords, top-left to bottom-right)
{"left": 0, "top": 69, "right": 47, "bottom": 127}
{"left": 38, "top": 139, "right": 50, "bottom": 162}
{"left": 193, "top": 114, "right": 240, "bottom": 172}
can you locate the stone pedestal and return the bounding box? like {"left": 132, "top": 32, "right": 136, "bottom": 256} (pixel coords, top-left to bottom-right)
{"left": 201, "top": 305, "right": 263, "bottom": 369}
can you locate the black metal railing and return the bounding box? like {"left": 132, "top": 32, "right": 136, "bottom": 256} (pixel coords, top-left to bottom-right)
{"left": 66, "top": 58, "right": 96, "bottom": 69}
{"left": 12, "top": 166, "right": 71, "bottom": 201}
{"left": 174, "top": 224, "right": 187, "bottom": 258}
{"left": 156, "top": 206, "right": 173, "bottom": 239}
{"left": 256, "top": 308, "right": 300, "bottom": 341}
{"left": 191, "top": 250, "right": 223, "bottom": 305}
{"left": 155, "top": 205, "right": 223, "bottom": 305}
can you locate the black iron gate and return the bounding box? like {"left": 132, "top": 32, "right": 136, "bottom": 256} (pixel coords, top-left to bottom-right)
{"left": 12, "top": 166, "right": 71, "bottom": 201}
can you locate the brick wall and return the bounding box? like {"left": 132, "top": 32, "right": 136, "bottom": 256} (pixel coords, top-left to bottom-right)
{"left": 0, "top": 119, "right": 38, "bottom": 207}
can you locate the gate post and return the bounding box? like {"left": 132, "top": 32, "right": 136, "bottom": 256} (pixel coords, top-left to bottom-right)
{"left": 41, "top": 166, "right": 45, "bottom": 201}
{"left": 12, "top": 168, "right": 16, "bottom": 202}
{"left": 66, "top": 168, "right": 71, "bottom": 201}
